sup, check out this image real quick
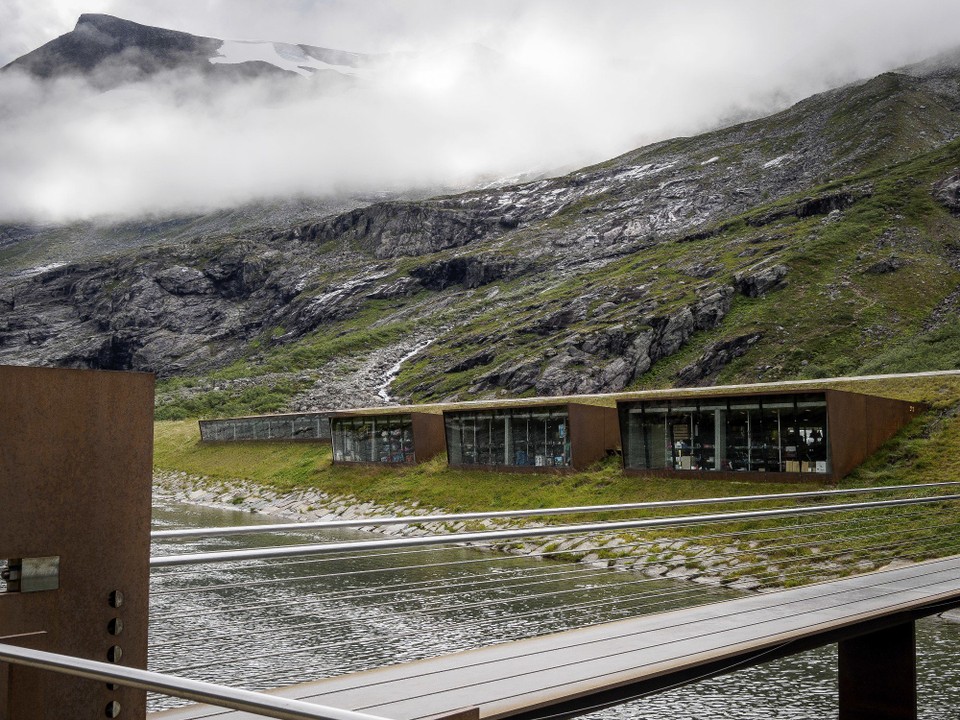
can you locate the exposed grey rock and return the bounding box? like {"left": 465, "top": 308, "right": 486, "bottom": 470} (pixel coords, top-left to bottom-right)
{"left": 692, "top": 286, "right": 735, "bottom": 330}
{"left": 526, "top": 301, "right": 590, "bottom": 335}
{"left": 933, "top": 171, "right": 960, "bottom": 214}
{"left": 643, "top": 564, "right": 670, "bottom": 578}
{"left": 677, "top": 332, "right": 763, "bottom": 386}
{"left": 469, "top": 284, "right": 734, "bottom": 397}
{"left": 364, "top": 277, "right": 422, "bottom": 299}
{"left": 683, "top": 262, "right": 720, "bottom": 278}
{"left": 470, "top": 357, "right": 541, "bottom": 394}
{"left": 651, "top": 307, "right": 695, "bottom": 356}
{"left": 581, "top": 324, "right": 631, "bottom": 357}
{"left": 203, "top": 249, "right": 270, "bottom": 298}
{"left": 153, "top": 266, "right": 214, "bottom": 296}
{"left": 289, "top": 201, "right": 509, "bottom": 259}
{"left": 734, "top": 263, "right": 789, "bottom": 297}
{"left": 729, "top": 576, "right": 762, "bottom": 591}
{"left": 445, "top": 351, "right": 496, "bottom": 374}
{"left": 409, "top": 256, "right": 533, "bottom": 290}
{"left": 746, "top": 186, "right": 872, "bottom": 227}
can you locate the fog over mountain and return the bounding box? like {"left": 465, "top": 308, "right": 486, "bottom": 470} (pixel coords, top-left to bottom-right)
{"left": 4, "top": 1, "right": 960, "bottom": 222}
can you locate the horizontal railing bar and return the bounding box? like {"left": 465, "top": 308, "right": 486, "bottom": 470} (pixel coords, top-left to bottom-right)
{"left": 152, "top": 513, "right": 957, "bottom": 627}
{"left": 150, "top": 482, "right": 960, "bottom": 539}
{"left": 0, "top": 643, "right": 390, "bottom": 720}
{"left": 150, "top": 494, "right": 960, "bottom": 567}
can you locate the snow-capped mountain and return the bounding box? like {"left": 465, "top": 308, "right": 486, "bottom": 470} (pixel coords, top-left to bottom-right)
{"left": 1, "top": 13, "right": 372, "bottom": 88}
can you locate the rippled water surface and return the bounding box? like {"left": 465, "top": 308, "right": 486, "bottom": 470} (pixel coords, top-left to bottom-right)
{"left": 149, "top": 501, "right": 960, "bottom": 718}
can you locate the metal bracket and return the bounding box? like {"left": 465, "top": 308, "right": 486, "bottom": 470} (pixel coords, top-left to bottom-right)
{"left": 1, "top": 557, "right": 59, "bottom": 593}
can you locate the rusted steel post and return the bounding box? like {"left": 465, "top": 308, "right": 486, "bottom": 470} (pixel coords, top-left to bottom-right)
{"left": 839, "top": 621, "right": 917, "bottom": 720}
{"left": 0, "top": 366, "right": 154, "bottom": 720}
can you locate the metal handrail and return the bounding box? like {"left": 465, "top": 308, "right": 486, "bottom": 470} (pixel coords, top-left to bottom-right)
{"left": 149, "top": 493, "right": 960, "bottom": 567}
{"left": 0, "top": 643, "right": 390, "bottom": 720}
{"left": 150, "top": 482, "right": 960, "bottom": 539}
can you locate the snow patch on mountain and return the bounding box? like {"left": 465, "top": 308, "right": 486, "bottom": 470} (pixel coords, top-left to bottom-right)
{"left": 763, "top": 154, "right": 793, "bottom": 169}
{"left": 209, "top": 40, "right": 364, "bottom": 77}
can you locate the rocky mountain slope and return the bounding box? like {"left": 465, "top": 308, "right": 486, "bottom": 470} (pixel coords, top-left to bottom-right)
{"left": 2, "top": 37, "right": 960, "bottom": 417}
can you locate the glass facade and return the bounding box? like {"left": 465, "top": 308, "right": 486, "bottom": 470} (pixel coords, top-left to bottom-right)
{"left": 620, "top": 393, "right": 829, "bottom": 474}
{"left": 200, "top": 413, "right": 330, "bottom": 442}
{"left": 445, "top": 406, "right": 572, "bottom": 468}
{"left": 331, "top": 414, "right": 416, "bottom": 463}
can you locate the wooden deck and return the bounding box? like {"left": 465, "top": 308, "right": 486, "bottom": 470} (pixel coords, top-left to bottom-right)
{"left": 151, "top": 555, "right": 960, "bottom": 720}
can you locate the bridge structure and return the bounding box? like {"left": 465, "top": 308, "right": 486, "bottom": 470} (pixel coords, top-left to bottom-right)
{"left": 5, "top": 489, "right": 960, "bottom": 720}
{"left": 150, "top": 555, "right": 960, "bottom": 720}
{"left": 3, "top": 366, "right": 960, "bottom": 720}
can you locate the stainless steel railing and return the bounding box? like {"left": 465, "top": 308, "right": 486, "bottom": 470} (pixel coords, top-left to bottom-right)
{"left": 150, "top": 481, "right": 960, "bottom": 540}
{"left": 0, "top": 643, "right": 389, "bottom": 720}
{"left": 150, "top": 492, "right": 960, "bottom": 567}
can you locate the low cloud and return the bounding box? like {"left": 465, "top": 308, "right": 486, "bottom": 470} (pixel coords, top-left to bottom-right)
{"left": 3, "top": 0, "right": 960, "bottom": 222}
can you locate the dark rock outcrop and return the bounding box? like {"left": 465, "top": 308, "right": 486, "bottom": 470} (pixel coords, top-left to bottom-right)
{"left": 677, "top": 332, "right": 763, "bottom": 386}
{"left": 289, "top": 202, "right": 509, "bottom": 259}
{"left": 863, "top": 256, "right": 907, "bottom": 274}
{"left": 409, "top": 256, "right": 533, "bottom": 290}
{"left": 471, "top": 286, "right": 735, "bottom": 396}
{"left": 1, "top": 14, "right": 221, "bottom": 84}
{"left": 445, "top": 351, "right": 496, "bottom": 374}
{"left": 734, "top": 263, "right": 789, "bottom": 297}
{"left": 746, "top": 186, "right": 872, "bottom": 227}
{"left": 203, "top": 248, "right": 270, "bottom": 298}
{"left": 933, "top": 172, "right": 960, "bottom": 215}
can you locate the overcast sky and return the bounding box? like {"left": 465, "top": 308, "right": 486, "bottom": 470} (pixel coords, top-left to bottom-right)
{"left": 3, "top": 0, "right": 960, "bottom": 222}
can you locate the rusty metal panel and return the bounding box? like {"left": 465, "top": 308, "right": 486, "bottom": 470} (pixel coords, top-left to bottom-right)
{"left": 825, "top": 390, "right": 868, "bottom": 480}
{"left": 411, "top": 413, "right": 446, "bottom": 462}
{"left": 568, "top": 405, "right": 619, "bottom": 471}
{"left": 0, "top": 365, "right": 154, "bottom": 720}
{"left": 826, "top": 390, "right": 925, "bottom": 480}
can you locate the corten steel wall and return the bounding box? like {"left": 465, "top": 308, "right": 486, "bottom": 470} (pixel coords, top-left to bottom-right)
{"left": 198, "top": 413, "right": 331, "bottom": 443}
{"left": 618, "top": 390, "right": 925, "bottom": 483}
{"left": 825, "top": 389, "right": 925, "bottom": 479}
{"left": 568, "top": 404, "right": 620, "bottom": 471}
{"left": 0, "top": 366, "right": 154, "bottom": 720}
{"left": 411, "top": 413, "right": 446, "bottom": 462}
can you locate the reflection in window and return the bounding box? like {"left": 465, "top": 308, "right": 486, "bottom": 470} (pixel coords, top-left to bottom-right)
{"left": 445, "top": 407, "right": 571, "bottom": 468}
{"left": 620, "top": 394, "right": 829, "bottom": 474}
{"left": 331, "top": 415, "right": 415, "bottom": 463}
{"left": 200, "top": 413, "right": 330, "bottom": 442}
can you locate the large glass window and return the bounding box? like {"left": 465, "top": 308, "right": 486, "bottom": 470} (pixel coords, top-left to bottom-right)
{"left": 200, "top": 413, "right": 331, "bottom": 442}
{"left": 445, "top": 406, "right": 571, "bottom": 468}
{"left": 331, "top": 415, "right": 415, "bottom": 463}
{"left": 621, "top": 394, "right": 829, "bottom": 474}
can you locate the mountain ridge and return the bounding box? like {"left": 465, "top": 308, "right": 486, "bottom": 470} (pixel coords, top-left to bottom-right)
{"left": 1, "top": 20, "right": 960, "bottom": 416}
{"left": 1, "top": 13, "right": 373, "bottom": 88}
